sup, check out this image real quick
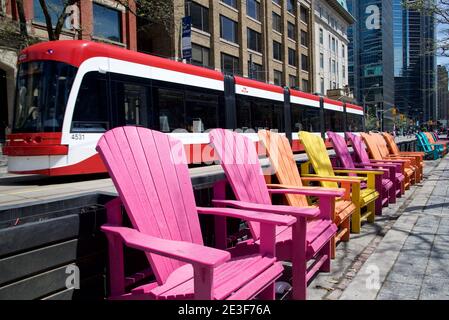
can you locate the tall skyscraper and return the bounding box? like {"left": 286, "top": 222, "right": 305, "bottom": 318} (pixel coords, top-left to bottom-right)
{"left": 393, "top": 0, "right": 437, "bottom": 124}
{"left": 437, "top": 65, "right": 449, "bottom": 127}
{"left": 347, "top": 0, "right": 395, "bottom": 130}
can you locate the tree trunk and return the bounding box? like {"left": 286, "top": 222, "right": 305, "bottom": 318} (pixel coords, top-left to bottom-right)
{"left": 15, "top": 0, "right": 28, "bottom": 38}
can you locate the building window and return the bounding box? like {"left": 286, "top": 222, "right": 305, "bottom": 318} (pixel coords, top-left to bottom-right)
{"left": 272, "top": 0, "right": 281, "bottom": 6}
{"left": 274, "top": 70, "right": 283, "bottom": 86}
{"left": 248, "top": 61, "right": 264, "bottom": 81}
{"left": 288, "top": 48, "right": 297, "bottom": 67}
{"left": 300, "top": 30, "right": 308, "bottom": 47}
{"left": 220, "top": 15, "right": 238, "bottom": 44}
{"left": 342, "top": 44, "right": 345, "bottom": 58}
{"left": 320, "top": 78, "right": 325, "bottom": 94}
{"left": 300, "top": 6, "right": 308, "bottom": 23}
{"left": 33, "top": 0, "right": 64, "bottom": 26}
{"left": 192, "top": 44, "right": 210, "bottom": 68}
{"left": 332, "top": 60, "right": 336, "bottom": 74}
{"left": 287, "top": 22, "right": 296, "bottom": 40}
{"left": 342, "top": 65, "right": 346, "bottom": 79}
{"left": 289, "top": 75, "right": 298, "bottom": 89}
{"left": 221, "top": 53, "right": 240, "bottom": 75}
{"left": 319, "top": 28, "right": 324, "bottom": 44}
{"left": 287, "top": 0, "right": 295, "bottom": 14}
{"left": 273, "top": 40, "right": 282, "bottom": 61}
{"left": 186, "top": 1, "right": 209, "bottom": 33}
{"left": 93, "top": 3, "right": 122, "bottom": 43}
{"left": 320, "top": 53, "right": 324, "bottom": 69}
{"left": 332, "top": 37, "right": 336, "bottom": 53}
{"left": 272, "top": 12, "right": 282, "bottom": 33}
{"left": 301, "top": 54, "right": 308, "bottom": 72}
{"left": 222, "top": 0, "right": 237, "bottom": 8}
{"left": 247, "top": 28, "right": 262, "bottom": 53}
{"left": 247, "top": 0, "right": 260, "bottom": 21}
{"left": 302, "top": 79, "right": 309, "bottom": 92}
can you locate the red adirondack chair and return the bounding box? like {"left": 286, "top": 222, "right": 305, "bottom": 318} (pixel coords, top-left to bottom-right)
{"left": 209, "top": 129, "right": 343, "bottom": 300}
{"left": 96, "top": 126, "right": 298, "bottom": 300}
{"left": 327, "top": 131, "right": 395, "bottom": 211}
{"left": 347, "top": 133, "right": 405, "bottom": 197}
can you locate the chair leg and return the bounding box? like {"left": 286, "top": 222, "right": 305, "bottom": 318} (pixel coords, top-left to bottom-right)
{"left": 319, "top": 241, "right": 332, "bottom": 273}
{"left": 351, "top": 207, "right": 361, "bottom": 233}
{"left": 342, "top": 217, "right": 350, "bottom": 242}
{"left": 389, "top": 185, "right": 396, "bottom": 204}
{"left": 291, "top": 219, "right": 307, "bottom": 300}
{"left": 331, "top": 236, "right": 336, "bottom": 259}
{"left": 367, "top": 202, "right": 376, "bottom": 223}
{"left": 258, "top": 283, "right": 275, "bottom": 300}
{"left": 375, "top": 195, "right": 382, "bottom": 216}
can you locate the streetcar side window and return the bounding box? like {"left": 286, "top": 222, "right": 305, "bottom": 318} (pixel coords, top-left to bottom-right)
{"left": 154, "top": 87, "right": 185, "bottom": 132}
{"left": 291, "top": 104, "right": 320, "bottom": 132}
{"left": 324, "top": 109, "right": 344, "bottom": 132}
{"left": 72, "top": 72, "right": 110, "bottom": 132}
{"left": 347, "top": 113, "right": 363, "bottom": 132}
{"left": 185, "top": 90, "right": 220, "bottom": 132}
{"left": 236, "top": 95, "right": 285, "bottom": 132}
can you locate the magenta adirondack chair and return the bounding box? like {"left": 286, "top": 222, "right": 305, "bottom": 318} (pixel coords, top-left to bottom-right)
{"left": 346, "top": 133, "right": 405, "bottom": 198}
{"left": 327, "top": 131, "right": 395, "bottom": 211}
{"left": 209, "top": 129, "right": 344, "bottom": 300}
{"left": 96, "top": 126, "right": 298, "bottom": 300}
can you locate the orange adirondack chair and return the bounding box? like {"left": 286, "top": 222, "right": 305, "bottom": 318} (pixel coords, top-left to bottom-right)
{"left": 360, "top": 133, "right": 415, "bottom": 189}
{"left": 371, "top": 133, "right": 422, "bottom": 183}
{"left": 258, "top": 130, "right": 355, "bottom": 258}
{"left": 382, "top": 132, "right": 424, "bottom": 179}
{"left": 96, "top": 126, "right": 297, "bottom": 300}
{"left": 298, "top": 131, "right": 382, "bottom": 234}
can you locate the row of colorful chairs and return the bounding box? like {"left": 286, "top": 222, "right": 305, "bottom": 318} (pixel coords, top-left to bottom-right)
{"left": 416, "top": 131, "right": 449, "bottom": 159}
{"left": 95, "top": 127, "right": 438, "bottom": 300}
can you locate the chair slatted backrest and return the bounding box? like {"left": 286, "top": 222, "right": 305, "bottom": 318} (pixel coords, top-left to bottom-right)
{"left": 299, "top": 131, "right": 339, "bottom": 189}
{"left": 346, "top": 133, "right": 372, "bottom": 164}
{"left": 382, "top": 133, "right": 401, "bottom": 156}
{"left": 359, "top": 133, "right": 384, "bottom": 160}
{"left": 209, "top": 129, "right": 272, "bottom": 241}
{"left": 96, "top": 126, "right": 203, "bottom": 285}
{"left": 419, "top": 133, "right": 434, "bottom": 151}
{"left": 425, "top": 132, "right": 436, "bottom": 144}
{"left": 372, "top": 133, "right": 391, "bottom": 158}
{"left": 327, "top": 131, "right": 356, "bottom": 169}
{"left": 258, "top": 130, "right": 309, "bottom": 207}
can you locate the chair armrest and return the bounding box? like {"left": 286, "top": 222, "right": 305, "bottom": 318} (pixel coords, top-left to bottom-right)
{"left": 333, "top": 168, "right": 385, "bottom": 175}
{"left": 301, "top": 174, "right": 366, "bottom": 183}
{"left": 101, "top": 225, "right": 230, "bottom": 268}
{"left": 211, "top": 200, "right": 320, "bottom": 219}
{"left": 266, "top": 184, "right": 345, "bottom": 197}
{"left": 196, "top": 206, "right": 296, "bottom": 226}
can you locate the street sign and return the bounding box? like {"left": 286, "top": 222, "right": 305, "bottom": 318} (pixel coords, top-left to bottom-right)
{"left": 182, "top": 16, "right": 192, "bottom": 60}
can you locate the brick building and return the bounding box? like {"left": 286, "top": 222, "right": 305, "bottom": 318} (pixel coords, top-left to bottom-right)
{"left": 0, "top": 0, "right": 137, "bottom": 141}
{"left": 140, "top": 0, "right": 314, "bottom": 91}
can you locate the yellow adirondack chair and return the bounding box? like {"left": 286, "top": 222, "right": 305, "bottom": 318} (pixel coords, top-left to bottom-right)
{"left": 258, "top": 130, "right": 356, "bottom": 258}
{"left": 299, "top": 131, "right": 382, "bottom": 233}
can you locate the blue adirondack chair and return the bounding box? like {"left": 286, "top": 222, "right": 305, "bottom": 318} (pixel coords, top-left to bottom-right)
{"left": 416, "top": 132, "right": 443, "bottom": 159}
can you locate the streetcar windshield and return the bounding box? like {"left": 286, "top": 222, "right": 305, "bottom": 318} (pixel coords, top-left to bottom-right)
{"left": 13, "top": 61, "right": 77, "bottom": 133}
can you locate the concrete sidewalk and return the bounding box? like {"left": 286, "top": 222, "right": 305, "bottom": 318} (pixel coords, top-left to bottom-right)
{"left": 337, "top": 156, "right": 449, "bottom": 300}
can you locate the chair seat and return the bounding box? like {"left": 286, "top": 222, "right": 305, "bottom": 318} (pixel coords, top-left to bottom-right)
{"left": 268, "top": 218, "right": 337, "bottom": 260}
{"left": 382, "top": 179, "right": 394, "bottom": 191}
{"left": 335, "top": 199, "right": 355, "bottom": 225}
{"left": 405, "top": 167, "right": 414, "bottom": 178}
{"left": 360, "top": 188, "right": 379, "bottom": 206}
{"left": 133, "top": 255, "right": 283, "bottom": 300}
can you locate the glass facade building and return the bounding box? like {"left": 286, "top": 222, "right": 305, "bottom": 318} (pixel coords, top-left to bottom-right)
{"left": 347, "top": 0, "right": 395, "bottom": 130}
{"left": 393, "top": 0, "right": 437, "bottom": 124}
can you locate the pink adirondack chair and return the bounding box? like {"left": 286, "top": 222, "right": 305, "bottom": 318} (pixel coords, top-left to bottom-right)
{"left": 96, "top": 126, "right": 298, "bottom": 300}
{"left": 327, "top": 131, "right": 395, "bottom": 211}
{"left": 346, "top": 133, "right": 405, "bottom": 198}
{"left": 209, "top": 129, "right": 344, "bottom": 300}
